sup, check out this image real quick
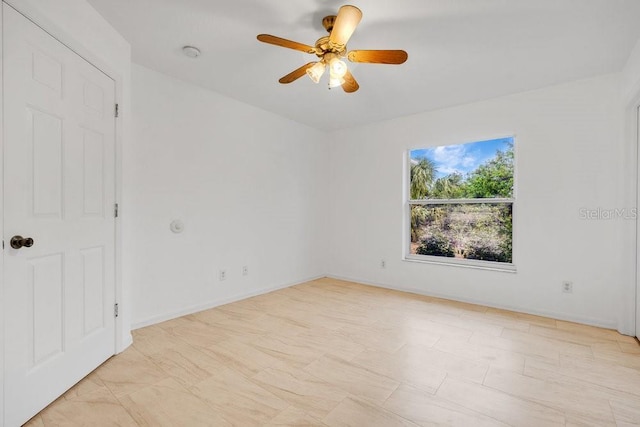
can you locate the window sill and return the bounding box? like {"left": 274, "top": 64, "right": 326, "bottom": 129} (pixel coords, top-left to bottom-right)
{"left": 403, "top": 255, "right": 517, "bottom": 273}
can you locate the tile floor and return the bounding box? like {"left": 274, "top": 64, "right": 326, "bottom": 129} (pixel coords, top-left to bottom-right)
{"left": 25, "top": 278, "right": 640, "bottom": 426}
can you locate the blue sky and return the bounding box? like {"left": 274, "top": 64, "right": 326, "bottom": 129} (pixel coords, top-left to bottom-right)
{"left": 411, "top": 137, "right": 513, "bottom": 179}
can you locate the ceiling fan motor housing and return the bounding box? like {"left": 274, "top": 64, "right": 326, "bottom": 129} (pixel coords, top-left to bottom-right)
{"left": 322, "top": 15, "right": 337, "bottom": 33}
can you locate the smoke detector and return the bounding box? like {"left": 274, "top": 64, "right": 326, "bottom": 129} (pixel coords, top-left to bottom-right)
{"left": 182, "top": 46, "right": 201, "bottom": 58}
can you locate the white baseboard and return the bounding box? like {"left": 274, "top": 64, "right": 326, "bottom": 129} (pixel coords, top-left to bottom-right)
{"left": 131, "top": 275, "right": 325, "bottom": 330}
{"left": 326, "top": 274, "right": 620, "bottom": 332}
{"left": 116, "top": 333, "right": 133, "bottom": 354}
{"left": 131, "top": 273, "right": 624, "bottom": 335}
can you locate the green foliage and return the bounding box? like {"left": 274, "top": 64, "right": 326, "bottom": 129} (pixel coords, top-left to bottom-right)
{"left": 410, "top": 158, "right": 436, "bottom": 199}
{"left": 410, "top": 144, "right": 514, "bottom": 200}
{"left": 411, "top": 204, "right": 512, "bottom": 264}
{"left": 497, "top": 205, "right": 513, "bottom": 261}
{"left": 416, "top": 232, "right": 455, "bottom": 257}
{"left": 465, "top": 237, "right": 512, "bottom": 263}
{"left": 431, "top": 173, "right": 465, "bottom": 199}
{"left": 463, "top": 144, "right": 514, "bottom": 198}
{"left": 410, "top": 205, "right": 428, "bottom": 241}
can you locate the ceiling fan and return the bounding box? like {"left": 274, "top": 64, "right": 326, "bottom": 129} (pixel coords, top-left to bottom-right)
{"left": 257, "top": 5, "right": 408, "bottom": 93}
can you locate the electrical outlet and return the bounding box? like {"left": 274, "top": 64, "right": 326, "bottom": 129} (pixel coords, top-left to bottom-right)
{"left": 242, "top": 265, "right": 248, "bottom": 276}
{"left": 381, "top": 259, "right": 386, "bottom": 269}
{"left": 562, "top": 281, "right": 573, "bottom": 293}
{"left": 219, "top": 270, "right": 226, "bottom": 281}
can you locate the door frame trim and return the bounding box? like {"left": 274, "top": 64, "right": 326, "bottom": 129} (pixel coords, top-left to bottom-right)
{"left": 625, "top": 92, "right": 640, "bottom": 337}
{"left": 0, "top": 4, "right": 5, "bottom": 422}
{"left": 635, "top": 102, "right": 640, "bottom": 338}
{"left": 0, "top": 1, "right": 128, "bottom": 422}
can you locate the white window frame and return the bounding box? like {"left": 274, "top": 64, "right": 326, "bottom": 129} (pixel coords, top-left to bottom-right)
{"left": 403, "top": 138, "right": 516, "bottom": 272}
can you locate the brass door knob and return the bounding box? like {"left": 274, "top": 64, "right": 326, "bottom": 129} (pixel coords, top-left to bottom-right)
{"left": 10, "top": 235, "right": 34, "bottom": 249}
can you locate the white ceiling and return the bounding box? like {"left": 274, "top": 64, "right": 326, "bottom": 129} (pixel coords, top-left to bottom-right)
{"left": 87, "top": 0, "right": 640, "bottom": 131}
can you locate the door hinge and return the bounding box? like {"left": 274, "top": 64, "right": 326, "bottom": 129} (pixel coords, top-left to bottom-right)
{"left": 114, "top": 203, "right": 119, "bottom": 218}
{"left": 115, "top": 103, "right": 119, "bottom": 118}
{"left": 114, "top": 303, "right": 119, "bottom": 318}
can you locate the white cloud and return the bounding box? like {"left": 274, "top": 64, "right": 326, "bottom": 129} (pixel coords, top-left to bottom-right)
{"left": 461, "top": 156, "right": 477, "bottom": 168}
{"left": 432, "top": 145, "right": 465, "bottom": 164}
{"left": 429, "top": 145, "right": 479, "bottom": 176}
{"left": 438, "top": 166, "right": 463, "bottom": 175}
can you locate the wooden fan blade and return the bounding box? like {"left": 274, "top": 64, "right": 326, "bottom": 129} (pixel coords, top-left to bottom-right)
{"left": 329, "top": 5, "right": 362, "bottom": 48}
{"left": 342, "top": 70, "right": 359, "bottom": 93}
{"left": 347, "top": 50, "right": 408, "bottom": 64}
{"left": 279, "top": 62, "right": 317, "bottom": 84}
{"left": 257, "top": 34, "right": 315, "bottom": 54}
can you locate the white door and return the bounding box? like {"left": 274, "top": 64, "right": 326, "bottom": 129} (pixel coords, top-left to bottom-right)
{"left": 3, "top": 4, "right": 117, "bottom": 426}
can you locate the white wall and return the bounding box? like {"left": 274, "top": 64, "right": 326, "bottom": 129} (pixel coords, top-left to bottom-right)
{"left": 4, "top": 0, "right": 130, "bottom": 75}
{"left": 327, "top": 73, "right": 631, "bottom": 330}
{"left": 623, "top": 38, "right": 640, "bottom": 104}
{"left": 129, "top": 64, "right": 328, "bottom": 327}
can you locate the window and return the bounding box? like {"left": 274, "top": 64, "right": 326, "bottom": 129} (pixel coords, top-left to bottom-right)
{"left": 406, "top": 137, "right": 514, "bottom": 268}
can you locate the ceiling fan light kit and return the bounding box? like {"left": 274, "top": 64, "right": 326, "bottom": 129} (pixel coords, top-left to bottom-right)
{"left": 329, "top": 76, "right": 346, "bottom": 88}
{"left": 306, "top": 61, "right": 326, "bottom": 83}
{"left": 257, "top": 5, "right": 408, "bottom": 93}
{"left": 327, "top": 54, "right": 348, "bottom": 78}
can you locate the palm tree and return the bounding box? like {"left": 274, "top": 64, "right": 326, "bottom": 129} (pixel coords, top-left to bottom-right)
{"left": 410, "top": 158, "right": 437, "bottom": 244}
{"left": 410, "top": 158, "right": 436, "bottom": 199}
{"left": 432, "top": 173, "right": 464, "bottom": 199}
